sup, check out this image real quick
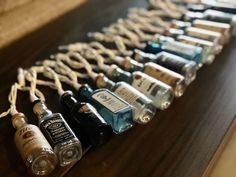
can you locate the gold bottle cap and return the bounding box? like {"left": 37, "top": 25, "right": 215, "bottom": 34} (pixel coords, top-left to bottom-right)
{"left": 11, "top": 112, "right": 27, "bottom": 129}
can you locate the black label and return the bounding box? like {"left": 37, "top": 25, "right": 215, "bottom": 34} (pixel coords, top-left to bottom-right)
{"left": 40, "top": 115, "right": 75, "bottom": 147}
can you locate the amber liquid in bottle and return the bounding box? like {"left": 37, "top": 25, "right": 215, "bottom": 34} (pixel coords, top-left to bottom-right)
{"left": 33, "top": 100, "right": 83, "bottom": 166}
{"left": 12, "top": 113, "right": 58, "bottom": 176}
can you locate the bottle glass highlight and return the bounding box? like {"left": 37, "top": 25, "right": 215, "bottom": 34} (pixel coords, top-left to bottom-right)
{"left": 105, "top": 65, "right": 174, "bottom": 109}
{"left": 95, "top": 74, "right": 157, "bottom": 124}
{"left": 133, "top": 50, "right": 197, "bottom": 85}
{"left": 12, "top": 113, "right": 57, "bottom": 176}
{"left": 77, "top": 85, "right": 134, "bottom": 134}
{"left": 33, "top": 101, "right": 82, "bottom": 166}
{"left": 145, "top": 39, "right": 203, "bottom": 64}
{"left": 60, "top": 91, "right": 113, "bottom": 146}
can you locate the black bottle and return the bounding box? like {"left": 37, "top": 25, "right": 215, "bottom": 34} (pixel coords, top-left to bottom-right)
{"left": 60, "top": 91, "right": 113, "bottom": 147}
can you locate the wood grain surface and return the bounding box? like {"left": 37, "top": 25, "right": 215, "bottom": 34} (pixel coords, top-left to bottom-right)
{"left": 0, "top": 0, "right": 86, "bottom": 48}
{"left": 202, "top": 117, "right": 236, "bottom": 177}
{"left": 0, "top": 0, "right": 236, "bottom": 177}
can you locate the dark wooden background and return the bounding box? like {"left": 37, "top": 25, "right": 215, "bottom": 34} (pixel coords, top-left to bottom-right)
{"left": 1, "top": 0, "right": 236, "bottom": 177}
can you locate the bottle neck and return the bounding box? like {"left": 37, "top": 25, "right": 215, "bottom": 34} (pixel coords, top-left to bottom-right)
{"left": 133, "top": 49, "right": 159, "bottom": 63}
{"left": 114, "top": 56, "right": 143, "bottom": 72}
{"left": 105, "top": 65, "right": 132, "bottom": 83}
{"left": 77, "top": 84, "right": 94, "bottom": 102}
{"left": 95, "top": 73, "right": 116, "bottom": 90}
{"left": 145, "top": 42, "right": 163, "bottom": 54}
{"left": 164, "top": 28, "right": 185, "bottom": 38}
{"left": 11, "top": 113, "right": 28, "bottom": 129}
{"left": 33, "top": 100, "right": 52, "bottom": 119}
{"left": 60, "top": 91, "right": 79, "bottom": 111}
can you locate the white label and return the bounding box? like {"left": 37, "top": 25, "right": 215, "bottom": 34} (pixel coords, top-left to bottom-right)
{"left": 163, "top": 41, "right": 195, "bottom": 56}
{"left": 92, "top": 90, "right": 129, "bottom": 113}
{"left": 15, "top": 125, "right": 52, "bottom": 161}
{"left": 178, "top": 35, "right": 214, "bottom": 47}
{"left": 131, "top": 72, "right": 161, "bottom": 97}
{"left": 186, "top": 27, "right": 220, "bottom": 42}
{"left": 114, "top": 83, "right": 140, "bottom": 104}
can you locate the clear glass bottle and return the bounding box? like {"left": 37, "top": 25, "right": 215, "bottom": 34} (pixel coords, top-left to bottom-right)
{"left": 184, "top": 27, "right": 224, "bottom": 45}
{"left": 12, "top": 112, "right": 57, "bottom": 176}
{"left": 94, "top": 73, "right": 157, "bottom": 124}
{"left": 33, "top": 100, "right": 82, "bottom": 166}
{"left": 145, "top": 37, "right": 203, "bottom": 64}
{"left": 201, "top": 0, "right": 236, "bottom": 14}
{"left": 60, "top": 91, "right": 113, "bottom": 147}
{"left": 183, "top": 10, "right": 236, "bottom": 35}
{"left": 133, "top": 50, "right": 197, "bottom": 85}
{"left": 176, "top": 35, "right": 216, "bottom": 64}
{"left": 114, "top": 56, "right": 186, "bottom": 97}
{"left": 104, "top": 65, "right": 174, "bottom": 108}
{"left": 187, "top": 1, "right": 236, "bottom": 14}
{"left": 192, "top": 19, "right": 231, "bottom": 41}
{"left": 167, "top": 21, "right": 223, "bottom": 54}
{"left": 77, "top": 85, "right": 134, "bottom": 134}
{"left": 171, "top": 19, "right": 230, "bottom": 43}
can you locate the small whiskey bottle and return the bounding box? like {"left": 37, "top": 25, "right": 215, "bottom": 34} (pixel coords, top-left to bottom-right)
{"left": 60, "top": 91, "right": 113, "bottom": 146}
{"left": 77, "top": 85, "right": 134, "bottom": 134}
{"left": 12, "top": 112, "right": 57, "bottom": 176}
{"left": 33, "top": 100, "right": 82, "bottom": 166}
{"left": 144, "top": 37, "right": 203, "bottom": 64}
{"left": 104, "top": 65, "right": 174, "bottom": 109}
{"left": 95, "top": 73, "right": 157, "bottom": 124}
{"left": 183, "top": 10, "right": 236, "bottom": 35}
{"left": 113, "top": 57, "right": 186, "bottom": 97}
{"left": 133, "top": 50, "right": 197, "bottom": 85}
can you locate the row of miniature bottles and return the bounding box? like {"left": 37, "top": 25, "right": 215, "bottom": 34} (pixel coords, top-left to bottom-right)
{"left": 8, "top": 0, "right": 236, "bottom": 176}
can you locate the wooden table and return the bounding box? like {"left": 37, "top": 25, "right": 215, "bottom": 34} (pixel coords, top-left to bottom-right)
{"left": 1, "top": 0, "right": 236, "bottom": 177}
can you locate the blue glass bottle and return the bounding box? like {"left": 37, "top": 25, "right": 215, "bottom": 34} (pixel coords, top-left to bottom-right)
{"left": 77, "top": 85, "right": 134, "bottom": 134}
{"left": 94, "top": 73, "right": 156, "bottom": 124}
{"left": 163, "top": 28, "right": 217, "bottom": 64}
{"left": 133, "top": 49, "right": 197, "bottom": 85}
{"left": 144, "top": 37, "right": 203, "bottom": 64}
